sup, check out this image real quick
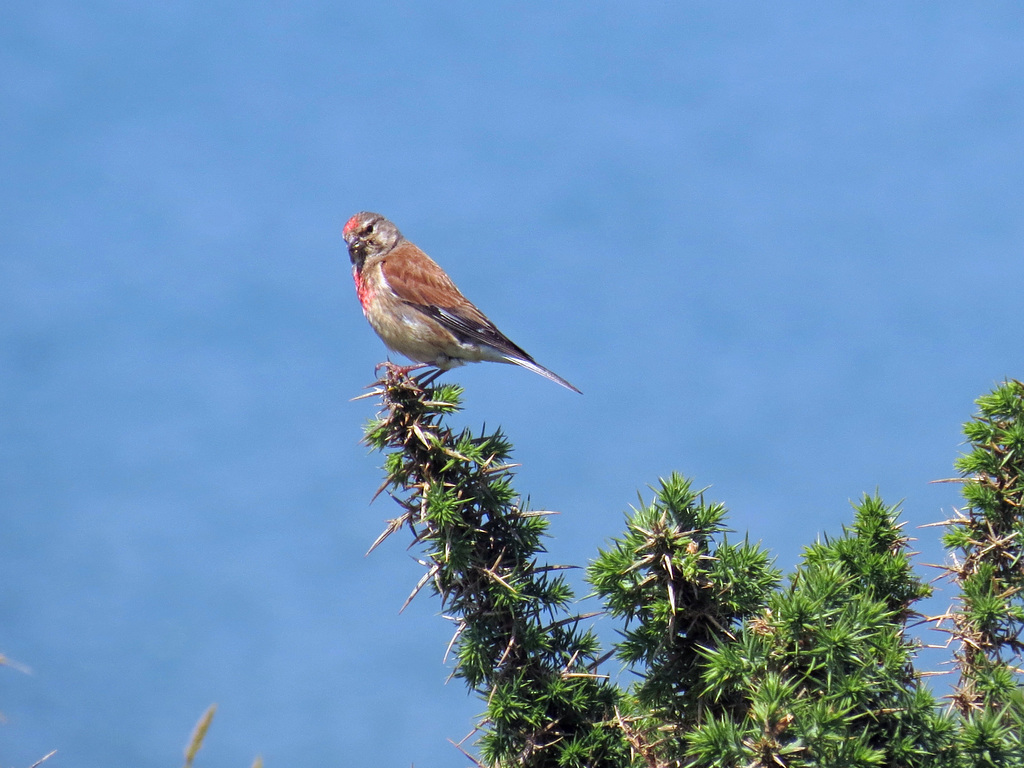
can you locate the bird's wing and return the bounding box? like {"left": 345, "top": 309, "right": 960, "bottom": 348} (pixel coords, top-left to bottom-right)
{"left": 380, "top": 242, "right": 471, "bottom": 309}
{"left": 381, "top": 242, "right": 535, "bottom": 361}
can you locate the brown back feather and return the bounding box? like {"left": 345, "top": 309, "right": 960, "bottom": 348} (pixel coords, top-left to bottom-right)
{"left": 379, "top": 241, "right": 534, "bottom": 361}
{"left": 379, "top": 243, "right": 475, "bottom": 311}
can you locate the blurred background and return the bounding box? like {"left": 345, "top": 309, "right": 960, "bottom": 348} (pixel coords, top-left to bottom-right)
{"left": 2, "top": 3, "right": 1022, "bottom": 766}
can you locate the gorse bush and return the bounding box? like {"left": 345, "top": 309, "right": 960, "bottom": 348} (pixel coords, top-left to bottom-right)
{"left": 363, "top": 374, "right": 1024, "bottom": 768}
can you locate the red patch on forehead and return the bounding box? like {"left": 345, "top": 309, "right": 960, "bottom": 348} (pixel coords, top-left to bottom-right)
{"left": 343, "top": 215, "right": 362, "bottom": 236}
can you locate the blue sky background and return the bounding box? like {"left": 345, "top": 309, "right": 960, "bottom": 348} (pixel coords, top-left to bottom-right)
{"left": 2, "top": 3, "right": 1022, "bottom": 766}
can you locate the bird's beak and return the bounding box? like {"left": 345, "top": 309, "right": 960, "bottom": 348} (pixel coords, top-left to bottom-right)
{"left": 348, "top": 240, "right": 364, "bottom": 268}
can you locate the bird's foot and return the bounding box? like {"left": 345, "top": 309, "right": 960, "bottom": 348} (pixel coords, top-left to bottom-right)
{"left": 375, "top": 360, "right": 428, "bottom": 378}
{"left": 375, "top": 360, "right": 445, "bottom": 391}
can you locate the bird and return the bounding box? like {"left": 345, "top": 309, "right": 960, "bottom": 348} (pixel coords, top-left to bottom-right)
{"left": 343, "top": 211, "right": 581, "bottom": 393}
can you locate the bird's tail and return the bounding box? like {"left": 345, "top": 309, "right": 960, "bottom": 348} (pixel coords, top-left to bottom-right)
{"left": 504, "top": 356, "right": 582, "bottom": 394}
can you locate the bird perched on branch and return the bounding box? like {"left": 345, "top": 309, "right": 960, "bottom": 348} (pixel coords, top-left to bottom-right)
{"left": 343, "top": 211, "right": 580, "bottom": 393}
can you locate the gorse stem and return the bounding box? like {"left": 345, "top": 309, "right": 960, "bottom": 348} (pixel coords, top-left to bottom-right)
{"left": 941, "top": 379, "right": 1024, "bottom": 720}
{"left": 363, "top": 368, "right": 627, "bottom": 767}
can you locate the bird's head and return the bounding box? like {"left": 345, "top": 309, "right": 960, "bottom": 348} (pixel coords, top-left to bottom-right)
{"left": 343, "top": 212, "right": 402, "bottom": 271}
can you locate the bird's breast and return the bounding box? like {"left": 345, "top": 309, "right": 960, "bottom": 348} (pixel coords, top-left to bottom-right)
{"left": 353, "top": 267, "right": 375, "bottom": 311}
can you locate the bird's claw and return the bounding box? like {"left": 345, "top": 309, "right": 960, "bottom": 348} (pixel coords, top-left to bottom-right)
{"left": 374, "top": 360, "right": 442, "bottom": 391}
